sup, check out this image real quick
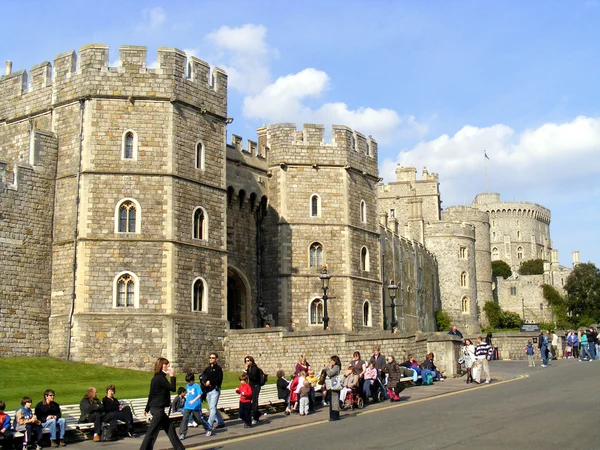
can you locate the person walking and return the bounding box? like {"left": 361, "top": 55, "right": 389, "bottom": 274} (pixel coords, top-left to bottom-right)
{"left": 540, "top": 331, "right": 550, "bottom": 367}
{"left": 525, "top": 340, "right": 535, "bottom": 367}
{"left": 139, "top": 357, "right": 184, "bottom": 450}
{"left": 201, "top": 353, "right": 225, "bottom": 430}
{"left": 243, "top": 356, "right": 262, "bottom": 425}
{"left": 325, "top": 356, "right": 342, "bottom": 421}
{"left": 474, "top": 336, "right": 492, "bottom": 383}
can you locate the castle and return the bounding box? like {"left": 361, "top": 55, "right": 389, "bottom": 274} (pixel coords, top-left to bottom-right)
{"left": 0, "top": 44, "right": 573, "bottom": 370}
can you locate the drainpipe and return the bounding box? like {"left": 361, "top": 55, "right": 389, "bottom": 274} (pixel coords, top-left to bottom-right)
{"left": 66, "top": 98, "right": 86, "bottom": 360}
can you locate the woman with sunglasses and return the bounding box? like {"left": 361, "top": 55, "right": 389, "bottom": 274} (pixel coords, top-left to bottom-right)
{"left": 243, "top": 356, "right": 262, "bottom": 425}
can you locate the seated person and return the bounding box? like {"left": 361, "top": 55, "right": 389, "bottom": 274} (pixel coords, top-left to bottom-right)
{"left": 35, "top": 389, "right": 66, "bottom": 448}
{"left": 362, "top": 362, "right": 378, "bottom": 399}
{"left": 102, "top": 385, "right": 135, "bottom": 437}
{"left": 79, "top": 387, "right": 105, "bottom": 442}
{"left": 339, "top": 366, "right": 359, "bottom": 407}
{"left": 421, "top": 353, "right": 444, "bottom": 381}
{"left": 0, "top": 400, "right": 15, "bottom": 450}
{"left": 16, "top": 396, "right": 41, "bottom": 450}
{"left": 400, "top": 354, "right": 422, "bottom": 376}
{"left": 276, "top": 370, "right": 291, "bottom": 415}
{"left": 305, "top": 368, "right": 318, "bottom": 412}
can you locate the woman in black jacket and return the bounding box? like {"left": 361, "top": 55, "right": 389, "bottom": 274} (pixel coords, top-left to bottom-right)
{"left": 139, "top": 357, "right": 185, "bottom": 450}
{"left": 102, "top": 384, "right": 134, "bottom": 437}
{"left": 243, "top": 355, "right": 262, "bottom": 424}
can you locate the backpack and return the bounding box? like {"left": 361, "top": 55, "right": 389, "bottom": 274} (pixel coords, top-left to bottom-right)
{"left": 258, "top": 368, "right": 268, "bottom": 386}
{"left": 101, "top": 424, "right": 117, "bottom": 441}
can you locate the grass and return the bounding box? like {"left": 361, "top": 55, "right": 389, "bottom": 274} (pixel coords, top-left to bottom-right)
{"left": 0, "top": 357, "right": 251, "bottom": 411}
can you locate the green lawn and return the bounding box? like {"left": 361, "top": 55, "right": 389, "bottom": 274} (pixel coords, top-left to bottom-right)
{"left": 0, "top": 357, "right": 248, "bottom": 411}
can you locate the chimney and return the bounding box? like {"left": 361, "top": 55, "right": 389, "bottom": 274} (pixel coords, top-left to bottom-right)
{"left": 5, "top": 60, "right": 12, "bottom": 75}
{"left": 572, "top": 250, "right": 580, "bottom": 267}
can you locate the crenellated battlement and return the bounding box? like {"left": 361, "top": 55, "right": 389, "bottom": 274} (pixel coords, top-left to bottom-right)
{"left": 425, "top": 221, "right": 476, "bottom": 240}
{"left": 472, "top": 193, "right": 551, "bottom": 224}
{"left": 394, "top": 166, "right": 439, "bottom": 184}
{"left": 226, "top": 133, "right": 268, "bottom": 174}
{"left": 0, "top": 44, "right": 228, "bottom": 122}
{"left": 265, "top": 123, "right": 378, "bottom": 178}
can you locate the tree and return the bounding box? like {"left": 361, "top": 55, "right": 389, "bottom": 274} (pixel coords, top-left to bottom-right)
{"left": 483, "top": 301, "right": 503, "bottom": 329}
{"left": 492, "top": 260, "right": 512, "bottom": 279}
{"left": 564, "top": 263, "right": 600, "bottom": 322}
{"left": 518, "top": 259, "right": 545, "bottom": 275}
{"left": 541, "top": 284, "right": 570, "bottom": 329}
{"left": 435, "top": 309, "right": 452, "bottom": 331}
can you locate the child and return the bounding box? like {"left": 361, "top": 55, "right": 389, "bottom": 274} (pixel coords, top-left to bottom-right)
{"left": 0, "top": 400, "right": 15, "bottom": 450}
{"left": 305, "top": 368, "right": 318, "bottom": 412}
{"left": 15, "top": 396, "right": 41, "bottom": 450}
{"left": 363, "top": 362, "right": 378, "bottom": 398}
{"left": 276, "top": 370, "right": 291, "bottom": 415}
{"left": 236, "top": 374, "right": 253, "bottom": 428}
{"left": 526, "top": 339, "right": 535, "bottom": 367}
{"left": 179, "top": 373, "right": 212, "bottom": 440}
{"left": 298, "top": 380, "right": 311, "bottom": 416}
{"left": 293, "top": 371, "right": 306, "bottom": 411}
{"left": 171, "top": 387, "right": 187, "bottom": 416}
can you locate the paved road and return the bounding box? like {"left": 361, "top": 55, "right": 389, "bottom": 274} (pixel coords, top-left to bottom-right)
{"left": 189, "top": 361, "right": 600, "bottom": 450}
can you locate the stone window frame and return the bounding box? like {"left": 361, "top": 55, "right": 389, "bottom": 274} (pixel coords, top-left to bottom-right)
{"left": 114, "top": 198, "right": 141, "bottom": 234}
{"left": 191, "top": 277, "right": 208, "bottom": 312}
{"left": 113, "top": 271, "right": 140, "bottom": 308}
{"left": 460, "top": 271, "right": 468, "bottom": 288}
{"left": 510, "top": 286, "right": 517, "bottom": 296}
{"left": 309, "top": 242, "right": 323, "bottom": 268}
{"left": 195, "top": 140, "right": 205, "bottom": 170}
{"left": 360, "top": 246, "right": 370, "bottom": 272}
{"left": 492, "top": 247, "right": 499, "bottom": 260}
{"left": 517, "top": 246, "right": 523, "bottom": 260}
{"left": 389, "top": 208, "right": 395, "bottom": 218}
{"left": 459, "top": 247, "right": 468, "bottom": 259}
{"left": 310, "top": 194, "right": 321, "bottom": 217}
{"left": 360, "top": 200, "right": 367, "bottom": 224}
{"left": 309, "top": 297, "right": 324, "bottom": 325}
{"left": 192, "top": 206, "right": 208, "bottom": 241}
{"left": 461, "top": 296, "right": 469, "bottom": 314}
{"left": 121, "top": 129, "right": 139, "bottom": 160}
{"left": 362, "top": 300, "right": 372, "bottom": 327}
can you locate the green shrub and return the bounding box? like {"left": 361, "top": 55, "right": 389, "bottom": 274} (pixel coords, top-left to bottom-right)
{"left": 518, "top": 259, "right": 545, "bottom": 275}
{"left": 492, "top": 260, "right": 512, "bottom": 279}
{"left": 483, "top": 301, "right": 503, "bottom": 329}
{"left": 435, "top": 309, "right": 452, "bottom": 331}
{"left": 500, "top": 311, "right": 523, "bottom": 328}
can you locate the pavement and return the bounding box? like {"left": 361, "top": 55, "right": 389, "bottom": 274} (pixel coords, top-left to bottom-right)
{"left": 66, "top": 359, "right": 538, "bottom": 450}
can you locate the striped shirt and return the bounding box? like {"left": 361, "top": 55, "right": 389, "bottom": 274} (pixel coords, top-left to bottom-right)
{"left": 475, "top": 342, "right": 493, "bottom": 359}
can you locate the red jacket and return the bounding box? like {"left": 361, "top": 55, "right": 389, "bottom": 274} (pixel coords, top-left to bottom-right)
{"left": 236, "top": 383, "right": 253, "bottom": 403}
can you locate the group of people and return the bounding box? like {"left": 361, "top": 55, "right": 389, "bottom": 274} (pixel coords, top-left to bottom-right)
{"left": 0, "top": 389, "right": 67, "bottom": 450}
{"left": 459, "top": 336, "right": 494, "bottom": 384}
{"left": 275, "top": 345, "right": 447, "bottom": 422}
{"left": 533, "top": 328, "right": 600, "bottom": 367}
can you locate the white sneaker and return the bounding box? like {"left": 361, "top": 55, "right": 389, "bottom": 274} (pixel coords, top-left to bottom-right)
{"left": 190, "top": 421, "right": 198, "bottom": 428}
{"left": 179, "top": 434, "right": 185, "bottom": 440}
{"left": 205, "top": 430, "right": 212, "bottom": 437}
{"left": 251, "top": 420, "right": 258, "bottom": 425}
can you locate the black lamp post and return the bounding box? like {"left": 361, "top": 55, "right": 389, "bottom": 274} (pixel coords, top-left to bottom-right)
{"left": 320, "top": 266, "right": 331, "bottom": 331}
{"left": 388, "top": 279, "right": 398, "bottom": 334}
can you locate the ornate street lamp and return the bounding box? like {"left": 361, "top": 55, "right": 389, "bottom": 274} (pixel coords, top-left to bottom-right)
{"left": 388, "top": 278, "right": 398, "bottom": 334}
{"left": 320, "top": 266, "right": 331, "bottom": 330}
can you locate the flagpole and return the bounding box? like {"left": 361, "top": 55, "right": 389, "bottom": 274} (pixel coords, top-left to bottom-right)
{"left": 484, "top": 150, "right": 488, "bottom": 193}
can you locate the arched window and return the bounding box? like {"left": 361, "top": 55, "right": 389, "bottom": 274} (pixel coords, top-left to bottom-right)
{"left": 361, "top": 246, "right": 370, "bottom": 271}
{"left": 309, "top": 298, "right": 324, "bottom": 325}
{"left": 115, "top": 199, "right": 140, "bottom": 233}
{"left": 195, "top": 141, "right": 205, "bottom": 170}
{"left": 492, "top": 247, "right": 499, "bottom": 260}
{"left": 517, "top": 230, "right": 521, "bottom": 240}
{"left": 492, "top": 231, "right": 496, "bottom": 240}
{"left": 517, "top": 246, "right": 523, "bottom": 260}
{"left": 461, "top": 296, "right": 469, "bottom": 314}
{"left": 192, "top": 277, "right": 207, "bottom": 312}
{"left": 363, "top": 301, "right": 372, "bottom": 326}
{"left": 113, "top": 271, "right": 139, "bottom": 308}
{"left": 193, "top": 207, "right": 207, "bottom": 240}
{"left": 459, "top": 247, "right": 468, "bottom": 259}
{"left": 309, "top": 242, "right": 323, "bottom": 267}
{"left": 122, "top": 129, "right": 138, "bottom": 160}
{"left": 310, "top": 194, "right": 321, "bottom": 217}
{"left": 351, "top": 134, "right": 356, "bottom": 151}
{"left": 460, "top": 271, "right": 468, "bottom": 288}
{"left": 360, "top": 200, "right": 366, "bottom": 223}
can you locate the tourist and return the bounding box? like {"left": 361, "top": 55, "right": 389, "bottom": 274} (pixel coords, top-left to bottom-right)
{"left": 339, "top": 366, "right": 359, "bottom": 408}
{"left": 102, "top": 385, "right": 135, "bottom": 438}
{"left": 421, "top": 353, "right": 444, "bottom": 381}
{"left": 35, "top": 389, "right": 66, "bottom": 447}
{"left": 565, "top": 331, "right": 574, "bottom": 359}
{"left": 462, "top": 339, "right": 476, "bottom": 383}
{"left": 170, "top": 388, "right": 188, "bottom": 421}
{"left": 15, "top": 397, "right": 41, "bottom": 450}
{"left": 350, "top": 351, "right": 367, "bottom": 399}
{"left": 525, "top": 340, "right": 535, "bottom": 367}
{"left": 579, "top": 329, "right": 590, "bottom": 362}
{"left": 78, "top": 387, "right": 104, "bottom": 442}
{"left": 551, "top": 331, "right": 559, "bottom": 360}
{"left": 295, "top": 355, "right": 310, "bottom": 376}
{"left": 235, "top": 374, "right": 253, "bottom": 428}
{"left": 298, "top": 380, "right": 311, "bottom": 416}
{"left": 448, "top": 325, "right": 464, "bottom": 340}
{"left": 292, "top": 371, "right": 307, "bottom": 411}
{"left": 139, "top": 357, "right": 184, "bottom": 450}
{"left": 539, "top": 331, "right": 549, "bottom": 367}
{"left": 362, "top": 362, "right": 378, "bottom": 399}
{"left": 369, "top": 345, "right": 388, "bottom": 400}
{"left": 243, "top": 355, "right": 262, "bottom": 425}
{"left": 276, "top": 370, "right": 291, "bottom": 415}
{"left": 201, "top": 352, "right": 225, "bottom": 430}
{"left": 384, "top": 355, "right": 407, "bottom": 402}
{"left": 474, "top": 336, "right": 492, "bottom": 383}
{"left": 572, "top": 330, "right": 580, "bottom": 359}
{"left": 546, "top": 331, "right": 554, "bottom": 360}
{"left": 178, "top": 374, "right": 211, "bottom": 440}
{"left": 0, "top": 400, "right": 15, "bottom": 450}
{"left": 325, "top": 356, "right": 342, "bottom": 421}
{"left": 305, "top": 368, "right": 318, "bottom": 412}
{"left": 588, "top": 328, "right": 598, "bottom": 360}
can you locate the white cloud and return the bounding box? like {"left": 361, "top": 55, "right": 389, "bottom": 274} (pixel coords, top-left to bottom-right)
{"left": 135, "top": 7, "right": 166, "bottom": 34}
{"left": 384, "top": 116, "right": 600, "bottom": 206}
{"left": 206, "top": 24, "right": 274, "bottom": 95}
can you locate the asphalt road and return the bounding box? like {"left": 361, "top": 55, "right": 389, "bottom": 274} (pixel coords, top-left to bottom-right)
{"left": 196, "top": 361, "right": 600, "bottom": 450}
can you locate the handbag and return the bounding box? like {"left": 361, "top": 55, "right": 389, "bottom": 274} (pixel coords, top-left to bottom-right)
{"left": 325, "top": 374, "right": 343, "bottom": 391}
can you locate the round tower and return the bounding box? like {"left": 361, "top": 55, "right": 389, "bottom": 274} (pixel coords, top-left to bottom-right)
{"left": 442, "top": 206, "right": 493, "bottom": 310}
{"left": 424, "top": 221, "right": 479, "bottom": 333}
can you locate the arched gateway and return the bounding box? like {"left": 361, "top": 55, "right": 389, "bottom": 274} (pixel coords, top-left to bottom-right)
{"left": 227, "top": 267, "right": 252, "bottom": 329}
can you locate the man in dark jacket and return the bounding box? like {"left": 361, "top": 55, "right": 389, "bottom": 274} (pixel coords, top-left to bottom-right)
{"left": 448, "top": 325, "right": 464, "bottom": 340}
{"left": 202, "top": 353, "right": 225, "bottom": 429}
{"left": 369, "top": 345, "right": 388, "bottom": 400}
{"left": 35, "top": 389, "right": 66, "bottom": 447}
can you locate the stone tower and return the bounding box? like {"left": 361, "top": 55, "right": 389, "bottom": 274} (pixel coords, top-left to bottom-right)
{"left": 262, "top": 124, "right": 382, "bottom": 331}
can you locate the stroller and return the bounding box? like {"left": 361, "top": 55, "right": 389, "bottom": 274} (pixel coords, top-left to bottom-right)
{"left": 564, "top": 345, "right": 573, "bottom": 359}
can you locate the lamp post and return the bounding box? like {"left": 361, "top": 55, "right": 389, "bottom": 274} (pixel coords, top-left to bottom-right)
{"left": 320, "top": 266, "right": 331, "bottom": 331}
{"left": 388, "top": 279, "right": 398, "bottom": 334}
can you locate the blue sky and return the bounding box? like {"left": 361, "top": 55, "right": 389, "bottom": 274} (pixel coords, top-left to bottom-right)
{"left": 2, "top": 0, "right": 598, "bottom": 267}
